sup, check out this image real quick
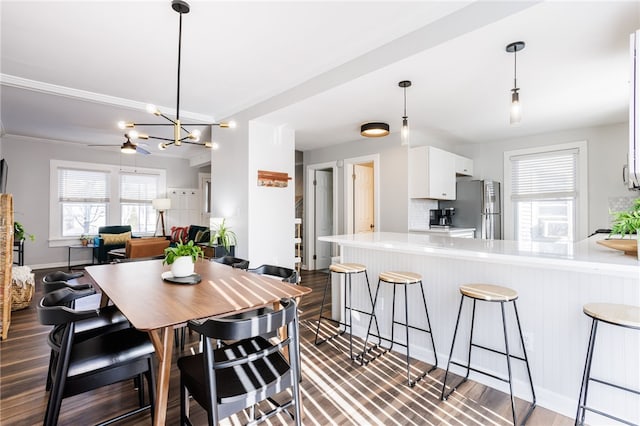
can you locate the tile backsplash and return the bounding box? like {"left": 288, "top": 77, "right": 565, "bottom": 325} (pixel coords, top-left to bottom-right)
{"left": 408, "top": 199, "right": 438, "bottom": 231}
{"left": 607, "top": 196, "right": 638, "bottom": 224}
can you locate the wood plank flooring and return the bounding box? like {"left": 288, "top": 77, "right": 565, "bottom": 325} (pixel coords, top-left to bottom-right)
{"left": 0, "top": 267, "right": 574, "bottom": 425}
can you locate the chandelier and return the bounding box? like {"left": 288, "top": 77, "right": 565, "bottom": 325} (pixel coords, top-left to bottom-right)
{"left": 117, "top": 0, "right": 235, "bottom": 152}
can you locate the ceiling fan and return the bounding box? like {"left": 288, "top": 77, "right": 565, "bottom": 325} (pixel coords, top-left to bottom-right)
{"left": 89, "top": 135, "right": 151, "bottom": 155}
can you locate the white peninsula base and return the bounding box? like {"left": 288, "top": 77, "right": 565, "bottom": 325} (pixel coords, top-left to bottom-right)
{"left": 319, "top": 232, "right": 640, "bottom": 424}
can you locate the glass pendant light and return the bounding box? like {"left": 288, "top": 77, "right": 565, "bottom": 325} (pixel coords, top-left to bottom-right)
{"left": 399, "top": 80, "right": 412, "bottom": 145}
{"left": 506, "top": 41, "right": 525, "bottom": 125}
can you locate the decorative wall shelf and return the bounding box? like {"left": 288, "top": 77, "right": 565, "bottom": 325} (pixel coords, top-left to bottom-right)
{"left": 258, "top": 170, "right": 291, "bottom": 188}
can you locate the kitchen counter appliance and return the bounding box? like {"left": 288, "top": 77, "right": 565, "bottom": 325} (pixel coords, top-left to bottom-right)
{"left": 440, "top": 180, "right": 501, "bottom": 239}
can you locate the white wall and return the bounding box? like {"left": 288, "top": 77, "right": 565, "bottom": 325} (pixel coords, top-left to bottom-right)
{"left": 456, "top": 122, "right": 635, "bottom": 235}
{"left": 1, "top": 134, "right": 201, "bottom": 268}
{"left": 248, "top": 122, "right": 295, "bottom": 267}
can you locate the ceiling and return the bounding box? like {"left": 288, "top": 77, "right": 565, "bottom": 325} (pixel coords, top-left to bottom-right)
{"left": 1, "top": 1, "right": 639, "bottom": 160}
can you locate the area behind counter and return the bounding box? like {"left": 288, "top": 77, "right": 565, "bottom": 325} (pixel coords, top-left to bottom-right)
{"left": 319, "top": 232, "right": 639, "bottom": 422}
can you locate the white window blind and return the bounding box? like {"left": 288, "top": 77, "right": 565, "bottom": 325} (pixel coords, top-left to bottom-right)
{"left": 120, "top": 173, "right": 158, "bottom": 203}
{"left": 58, "top": 169, "right": 109, "bottom": 202}
{"left": 510, "top": 148, "right": 578, "bottom": 200}
{"left": 509, "top": 148, "right": 579, "bottom": 243}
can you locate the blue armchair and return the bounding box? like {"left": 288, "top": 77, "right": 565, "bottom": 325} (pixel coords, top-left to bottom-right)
{"left": 94, "top": 225, "right": 135, "bottom": 264}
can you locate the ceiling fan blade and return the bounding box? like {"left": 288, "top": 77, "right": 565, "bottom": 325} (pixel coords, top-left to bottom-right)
{"left": 136, "top": 146, "right": 151, "bottom": 155}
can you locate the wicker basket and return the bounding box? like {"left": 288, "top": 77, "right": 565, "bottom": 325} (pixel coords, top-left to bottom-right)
{"left": 1, "top": 194, "right": 14, "bottom": 340}
{"left": 11, "top": 266, "right": 34, "bottom": 311}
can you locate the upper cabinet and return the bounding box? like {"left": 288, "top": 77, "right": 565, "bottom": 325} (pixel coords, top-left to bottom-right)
{"left": 454, "top": 154, "right": 474, "bottom": 176}
{"left": 409, "top": 146, "right": 456, "bottom": 200}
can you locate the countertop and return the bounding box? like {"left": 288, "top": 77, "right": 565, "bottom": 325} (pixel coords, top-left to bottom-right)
{"left": 319, "top": 232, "right": 640, "bottom": 277}
{"left": 409, "top": 227, "right": 475, "bottom": 234}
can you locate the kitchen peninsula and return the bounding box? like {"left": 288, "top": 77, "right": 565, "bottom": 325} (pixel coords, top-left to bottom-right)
{"left": 319, "top": 232, "right": 639, "bottom": 421}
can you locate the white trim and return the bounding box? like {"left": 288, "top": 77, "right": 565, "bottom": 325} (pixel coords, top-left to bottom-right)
{"left": 305, "top": 161, "right": 338, "bottom": 271}
{"left": 1, "top": 73, "right": 216, "bottom": 123}
{"left": 49, "top": 159, "right": 167, "bottom": 244}
{"left": 343, "top": 153, "right": 380, "bottom": 234}
{"left": 503, "top": 141, "right": 588, "bottom": 241}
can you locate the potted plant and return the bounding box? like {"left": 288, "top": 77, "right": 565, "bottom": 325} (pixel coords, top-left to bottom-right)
{"left": 14, "top": 221, "right": 35, "bottom": 242}
{"left": 211, "top": 219, "right": 237, "bottom": 254}
{"left": 163, "top": 240, "right": 204, "bottom": 277}
{"left": 610, "top": 197, "right": 640, "bottom": 238}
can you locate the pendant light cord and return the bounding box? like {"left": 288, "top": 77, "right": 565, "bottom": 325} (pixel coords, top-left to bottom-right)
{"left": 513, "top": 48, "right": 518, "bottom": 90}
{"left": 176, "top": 11, "right": 183, "bottom": 121}
{"left": 403, "top": 86, "right": 408, "bottom": 119}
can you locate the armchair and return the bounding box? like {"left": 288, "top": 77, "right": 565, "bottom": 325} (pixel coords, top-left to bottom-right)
{"left": 94, "top": 225, "right": 134, "bottom": 264}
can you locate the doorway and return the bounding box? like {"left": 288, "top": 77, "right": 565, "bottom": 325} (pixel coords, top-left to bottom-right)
{"left": 344, "top": 154, "right": 380, "bottom": 234}
{"left": 306, "top": 162, "right": 338, "bottom": 271}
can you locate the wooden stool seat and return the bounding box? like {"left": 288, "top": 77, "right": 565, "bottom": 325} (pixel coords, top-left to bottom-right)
{"left": 460, "top": 283, "right": 518, "bottom": 302}
{"left": 329, "top": 263, "right": 367, "bottom": 274}
{"left": 583, "top": 303, "right": 640, "bottom": 329}
{"left": 379, "top": 271, "right": 422, "bottom": 284}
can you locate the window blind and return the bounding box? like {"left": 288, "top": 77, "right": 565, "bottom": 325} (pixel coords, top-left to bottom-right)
{"left": 58, "top": 168, "right": 109, "bottom": 202}
{"left": 510, "top": 148, "right": 578, "bottom": 201}
{"left": 120, "top": 173, "right": 158, "bottom": 203}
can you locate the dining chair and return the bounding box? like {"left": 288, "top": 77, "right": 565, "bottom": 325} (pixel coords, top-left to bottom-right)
{"left": 42, "top": 270, "right": 93, "bottom": 293}
{"left": 41, "top": 277, "right": 130, "bottom": 391}
{"left": 37, "top": 287, "right": 156, "bottom": 426}
{"left": 212, "top": 255, "right": 250, "bottom": 270}
{"left": 248, "top": 264, "right": 298, "bottom": 283}
{"left": 177, "top": 299, "right": 302, "bottom": 425}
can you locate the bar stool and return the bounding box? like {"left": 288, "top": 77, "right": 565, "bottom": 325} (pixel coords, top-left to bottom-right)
{"left": 576, "top": 303, "right": 640, "bottom": 426}
{"left": 441, "top": 284, "right": 536, "bottom": 425}
{"left": 314, "top": 263, "right": 379, "bottom": 361}
{"left": 361, "top": 271, "right": 438, "bottom": 387}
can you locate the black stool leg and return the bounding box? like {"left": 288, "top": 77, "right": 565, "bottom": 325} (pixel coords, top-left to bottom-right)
{"left": 420, "top": 281, "right": 438, "bottom": 370}
{"left": 466, "top": 299, "right": 477, "bottom": 381}
{"left": 389, "top": 283, "right": 397, "bottom": 352}
{"left": 513, "top": 300, "right": 536, "bottom": 423}
{"left": 441, "top": 294, "right": 466, "bottom": 400}
{"left": 361, "top": 278, "right": 382, "bottom": 363}
{"left": 315, "top": 271, "right": 347, "bottom": 345}
{"left": 347, "top": 273, "right": 354, "bottom": 360}
{"left": 576, "top": 318, "right": 598, "bottom": 426}
{"left": 364, "top": 270, "right": 381, "bottom": 346}
{"left": 500, "top": 301, "right": 517, "bottom": 425}
{"left": 404, "top": 284, "right": 412, "bottom": 386}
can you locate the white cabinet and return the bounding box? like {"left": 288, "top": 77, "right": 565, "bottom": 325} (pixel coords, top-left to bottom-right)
{"left": 454, "top": 154, "right": 473, "bottom": 176}
{"left": 409, "top": 146, "right": 456, "bottom": 200}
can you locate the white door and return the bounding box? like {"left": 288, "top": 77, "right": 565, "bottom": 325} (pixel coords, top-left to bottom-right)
{"left": 354, "top": 163, "right": 374, "bottom": 233}
{"left": 315, "top": 170, "right": 333, "bottom": 269}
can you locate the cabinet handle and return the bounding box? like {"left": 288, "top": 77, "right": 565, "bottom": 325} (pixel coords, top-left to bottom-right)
{"left": 442, "top": 193, "right": 447, "bottom": 196}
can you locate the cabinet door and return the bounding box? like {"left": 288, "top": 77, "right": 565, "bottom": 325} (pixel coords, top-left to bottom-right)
{"left": 428, "top": 147, "right": 456, "bottom": 200}
{"left": 454, "top": 154, "right": 474, "bottom": 176}
{"left": 409, "top": 146, "right": 429, "bottom": 198}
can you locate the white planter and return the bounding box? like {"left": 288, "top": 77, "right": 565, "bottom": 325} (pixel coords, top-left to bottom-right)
{"left": 171, "top": 256, "right": 195, "bottom": 277}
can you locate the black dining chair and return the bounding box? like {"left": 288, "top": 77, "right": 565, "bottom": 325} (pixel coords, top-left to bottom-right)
{"left": 177, "top": 298, "right": 302, "bottom": 425}
{"left": 37, "top": 287, "right": 156, "bottom": 426}
{"left": 42, "top": 270, "right": 93, "bottom": 293}
{"left": 212, "top": 255, "right": 250, "bottom": 270}
{"left": 41, "top": 275, "right": 130, "bottom": 391}
{"left": 248, "top": 264, "right": 298, "bottom": 284}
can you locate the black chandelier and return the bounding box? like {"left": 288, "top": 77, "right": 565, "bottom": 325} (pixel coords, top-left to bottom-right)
{"left": 117, "top": 0, "right": 235, "bottom": 152}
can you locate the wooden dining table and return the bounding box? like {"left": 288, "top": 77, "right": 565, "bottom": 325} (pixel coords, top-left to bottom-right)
{"left": 85, "top": 259, "right": 312, "bottom": 426}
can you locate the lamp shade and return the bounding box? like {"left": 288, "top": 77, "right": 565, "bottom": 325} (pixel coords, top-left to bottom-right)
{"left": 360, "top": 122, "right": 390, "bottom": 138}
{"left": 152, "top": 198, "right": 171, "bottom": 211}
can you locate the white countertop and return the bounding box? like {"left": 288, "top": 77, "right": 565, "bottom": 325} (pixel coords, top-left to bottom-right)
{"left": 409, "top": 227, "right": 475, "bottom": 234}
{"left": 319, "top": 232, "right": 640, "bottom": 277}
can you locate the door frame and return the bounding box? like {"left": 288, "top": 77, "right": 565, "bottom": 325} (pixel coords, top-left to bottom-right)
{"left": 344, "top": 154, "right": 380, "bottom": 234}
{"left": 305, "top": 161, "right": 339, "bottom": 271}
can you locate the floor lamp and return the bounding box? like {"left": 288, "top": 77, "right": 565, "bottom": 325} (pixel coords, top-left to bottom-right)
{"left": 152, "top": 198, "right": 171, "bottom": 237}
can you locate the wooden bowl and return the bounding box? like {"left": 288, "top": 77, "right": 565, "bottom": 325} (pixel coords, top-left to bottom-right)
{"left": 596, "top": 239, "right": 638, "bottom": 256}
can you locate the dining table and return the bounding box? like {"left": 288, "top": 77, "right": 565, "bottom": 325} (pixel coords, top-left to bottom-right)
{"left": 85, "top": 259, "right": 312, "bottom": 426}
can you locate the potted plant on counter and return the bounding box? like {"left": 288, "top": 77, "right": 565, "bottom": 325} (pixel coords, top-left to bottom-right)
{"left": 602, "top": 197, "right": 640, "bottom": 258}
{"left": 163, "top": 240, "right": 204, "bottom": 277}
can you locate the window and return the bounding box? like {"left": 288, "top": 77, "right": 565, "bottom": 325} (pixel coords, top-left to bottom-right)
{"left": 58, "top": 168, "right": 108, "bottom": 237}
{"left": 50, "top": 160, "right": 166, "bottom": 244}
{"left": 504, "top": 141, "right": 588, "bottom": 242}
{"left": 120, "top": 173, "right": 158, "bottom": 234}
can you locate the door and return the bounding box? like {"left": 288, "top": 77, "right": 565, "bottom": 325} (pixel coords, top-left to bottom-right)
{"left": 315, "top": 169, "right": 333, "bottom": 269}
{"left": 353, "top": 163, "right": 374, "bottom": 233}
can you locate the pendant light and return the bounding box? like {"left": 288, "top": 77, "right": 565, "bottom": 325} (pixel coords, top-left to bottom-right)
{"left": 399, "top": 80, "right": 411, "bottom": 145}
{"left": 506, "top": 41, "right": 525, "bottom": 124}
{"left": 117, "top": 0, "right": 235, "bottom": 151}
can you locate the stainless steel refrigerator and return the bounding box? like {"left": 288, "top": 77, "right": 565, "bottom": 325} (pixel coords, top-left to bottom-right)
{"left": 440, "top": 180, "right": 501, "bottom": 239}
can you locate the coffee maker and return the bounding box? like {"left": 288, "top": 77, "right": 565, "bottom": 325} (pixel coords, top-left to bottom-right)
{"left": 429, "top": 207, "right": 455, "bottom": 228}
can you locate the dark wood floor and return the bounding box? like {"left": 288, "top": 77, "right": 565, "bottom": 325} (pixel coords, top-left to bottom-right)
{"left": 0, "top": 267, "right": 574, "bottom": 425}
